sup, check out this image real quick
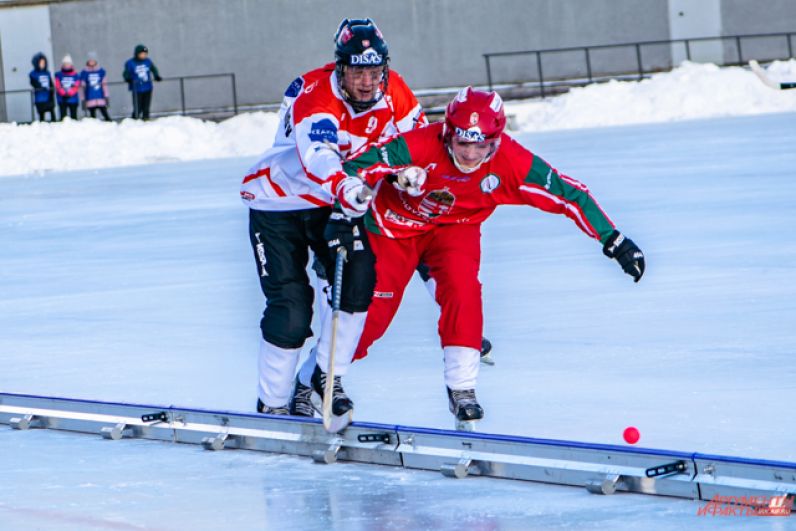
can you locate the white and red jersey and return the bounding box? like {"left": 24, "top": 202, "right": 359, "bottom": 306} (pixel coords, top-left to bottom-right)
{"left": 345, "top": 122, "right": 617, "bottom": 243}
{"left": 241, "top": 63, "right": 426, "bottom": 211}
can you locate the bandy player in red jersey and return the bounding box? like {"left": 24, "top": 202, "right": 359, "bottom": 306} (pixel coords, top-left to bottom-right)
{"left": 240, "top": 19, "right": 426, "bottom": 418}
{"left": 316, "top": 87, "right": 645, "bottom": 429}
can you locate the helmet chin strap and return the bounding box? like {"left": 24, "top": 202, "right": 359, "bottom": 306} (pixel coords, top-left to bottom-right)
{"left": 448, "top": 145, "right": 483, "bottom": 173}
{"left": 447, "top": 139, "right": 500, "bottom": 174}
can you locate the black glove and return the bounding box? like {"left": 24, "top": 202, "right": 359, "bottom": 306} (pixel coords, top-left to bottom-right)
{"left": 324, "top": 208, "right": 367, "bottom": 256}
{"left": 154, "top": 75, "right": 163, "bottom": 82}
{"left": 603, "top": 230, "right": 645, "bottom": 282}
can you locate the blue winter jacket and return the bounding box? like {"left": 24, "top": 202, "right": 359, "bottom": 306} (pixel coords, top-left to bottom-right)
{"left": 123, "top": 58, "right": 160, "bottom": 93}
{"left": 29, "top": 53, "right": 54, "bottom": 104}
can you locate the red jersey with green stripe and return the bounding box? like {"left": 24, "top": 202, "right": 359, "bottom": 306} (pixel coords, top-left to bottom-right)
{"left": 344, "top": 122, "right": 616, "bottom": 242}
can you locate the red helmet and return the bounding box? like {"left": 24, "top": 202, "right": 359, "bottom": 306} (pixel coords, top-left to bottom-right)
{"left": 444, "top": 87, "right": 506, "bottom": 143}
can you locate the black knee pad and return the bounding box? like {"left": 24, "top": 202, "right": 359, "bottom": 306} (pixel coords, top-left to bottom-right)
{"left": 261, "top": 282, "right": 314, "bottom": 349}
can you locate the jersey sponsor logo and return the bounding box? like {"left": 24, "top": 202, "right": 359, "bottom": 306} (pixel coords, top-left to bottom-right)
{"left": 441, "top": 174, "right": 470, "bottom": 183}
{"left": 385, "top": 208, "right": 424, "bottom": 227}
{"left": 134, "top": 63, "right": 150, "bottom": 82}
{"left": 454, "top": 126, "right": 486, "bottom": 143}
{"left": 374, "top": 291, "right": 394, "bottom": 298}
{"left": 87, "top": 72, "right": 102, "bottom": 88}
{"left": 469, "top": 112, "right": 479, "bottom": 126}
{"left": 544, "top": 168, "right": 553, "bottom": 190}
{"left": 240, "top": 191, "right": 255, "bottom": 201}
{"left": 419, "top": 188, "right": 456, "bottom": 219}
{"left": 304, "top": 80, "right": 318, "bottom": 93}
{"left": 309, "top": 118, "right": 339, "bottom": 144}
{"left": 284, "top": 77, "right": 304, "bottom": 98}
{"left": 350, "top": 48, "right": 383, "bottom": 65}
{"left": 480, "top": 173, "right": 501, "bottom": 193}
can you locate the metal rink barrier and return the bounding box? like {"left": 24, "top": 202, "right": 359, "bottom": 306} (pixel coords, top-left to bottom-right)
{"left": 1, "top": 392, "right": 794, "bottom": 506}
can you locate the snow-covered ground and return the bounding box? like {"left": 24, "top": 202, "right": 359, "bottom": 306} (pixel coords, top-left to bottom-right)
{"left": 1, "top": 60, "right": 795, "bottom": 178}
{"left": 1, "top": 63, "right": 795, "bottom": 528}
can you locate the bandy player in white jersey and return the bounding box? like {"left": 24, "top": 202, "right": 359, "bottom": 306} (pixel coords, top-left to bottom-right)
{"left": 240, "top": 18, "right": 426, "bottom": 417}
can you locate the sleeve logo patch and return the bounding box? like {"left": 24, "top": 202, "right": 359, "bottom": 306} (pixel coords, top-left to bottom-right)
{"left": 284, "top": 77, "right": 304, "bottom": 98}
{"left": 308, "top": 118, "right": 339, "bottom": 144}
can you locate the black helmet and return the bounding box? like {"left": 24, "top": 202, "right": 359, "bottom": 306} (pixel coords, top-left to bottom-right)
{"left": 334, "top": 18, "right": 390, "bottom": 112}
{"left": 334, "top": 18, "right": 389, "bottom": 67}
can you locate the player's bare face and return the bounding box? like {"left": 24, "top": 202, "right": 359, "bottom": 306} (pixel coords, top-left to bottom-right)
{"left": 342, "top": 66, "right": 383, "bottom": 102}
{"left": 450, "top": 137, "right": 495, "bottom": 170}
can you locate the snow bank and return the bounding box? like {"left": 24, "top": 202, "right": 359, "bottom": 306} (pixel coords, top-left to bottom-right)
{"left": 0, "top": 112, "right": 278, "bottom": 177}
{"left": 1, "top": 60, "right": 795, "bottom": 177}
{"left": 508, "top": 60, "right": 796, "bottom": 132}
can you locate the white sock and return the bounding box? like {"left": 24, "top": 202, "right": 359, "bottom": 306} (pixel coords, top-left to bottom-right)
{"left": 443, "top": 346, "right": 480, "bottom": 390}
{"left": 258, "top": 339, "right": 301, "bottom": 407}
{"left": 315, "top": 310, "right": 367, "bottom": 377}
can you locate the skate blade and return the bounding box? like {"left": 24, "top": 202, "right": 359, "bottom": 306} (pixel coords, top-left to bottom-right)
{"left": 480, "top": 352, "right": 495, "bottom": 366}
{"left": 455, "top": 419, "right": 478, "bottom": 432}
{"left": 324, "top": 410, "right": 353, "bottom": 433}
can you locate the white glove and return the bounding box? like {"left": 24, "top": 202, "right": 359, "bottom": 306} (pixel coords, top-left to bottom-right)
{"left": 336, "top": 175, "right": 372, "bottom": 217}
{"left": 391, "top": 166, "right": 427, "bottom": 197}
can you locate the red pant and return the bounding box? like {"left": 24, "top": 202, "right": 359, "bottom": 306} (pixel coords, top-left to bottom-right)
{"left": 354, "top": 223, "right": 483, "bottom": 360}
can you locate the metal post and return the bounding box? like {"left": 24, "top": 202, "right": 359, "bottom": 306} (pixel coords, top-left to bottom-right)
{"left": 179, "top": 78, "right": 186, "bottom": 116}
{"left": 30, "top": 90, "right": 36, "bottom": 123}
{"left": 584, "top": 48, "right": 593, "bottom": 83}
{"left": 635, "top": 43, "right": 643, "bottom": 80}
{"left": 231, "top": 73, "right": 238, "bottom": 115}
{"left": 787, "top": 34, "right": 793, "bottom": 58}
{"left": 736, "top": 36, "right": 743, "bottom": 63}
{"left": 684, "top": 40, "right": 692, "bottom": 61}
{"left": 536, "top": 52, "right": 545, "bottom": 98}
{"left": 484, "top": 55, "right": 493, "bottom": 92}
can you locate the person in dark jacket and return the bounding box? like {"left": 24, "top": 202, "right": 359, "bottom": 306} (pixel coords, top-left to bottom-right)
{"left": 29, "top": 52, "right": 56, "bottom": 122}
{"left": 122, "top": 44, "right": 161, "bottom": 120}
{"left": 80, "top": 52, "right": 111, "bottom": 121}
{"left": 54, "top": 55, "right": 81, "bottom": 120}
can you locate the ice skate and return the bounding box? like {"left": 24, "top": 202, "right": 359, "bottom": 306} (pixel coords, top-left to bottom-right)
{"left": 256, "top": 398, "right": 289, "bottom": 416}
{"left": 311, "top": 365, "right": 353, "bottom": 432}
{"left": 447, "top": 387, "right": 484, "bottom": 431}
{"left": 288, "top": 376, "right": 315, "bottom": 417}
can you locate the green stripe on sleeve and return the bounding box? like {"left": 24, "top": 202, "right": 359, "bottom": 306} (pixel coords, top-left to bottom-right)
{"left": 344, "top": 136, "right": 413, "bottom": 176}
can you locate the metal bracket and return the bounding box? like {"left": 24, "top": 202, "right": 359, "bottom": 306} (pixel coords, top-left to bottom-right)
{"left": 586, "top": 474, "right": 623, "bottom": 495}
{"left": 202, "top": 432, "right": 230, "bottom": 451}
{"left": 10, "top": 414, "right": 43, "bottom": 430}
{"left": 441, "top": 457, "right": 473, "bottom": 479}
{"left": 646, "top": 460, "right": 687, "bottom": 478}
{"left": 141, "top": 411, "right": 169, "bottom": 423}
{"left": 101, "top": 423, "right": 129, "bottom": 441}
{"left": 312, "top": 439, "right": 343, "bottom": 464}
{"left": 357, "top": 433, "right": 391, "bottom": 444}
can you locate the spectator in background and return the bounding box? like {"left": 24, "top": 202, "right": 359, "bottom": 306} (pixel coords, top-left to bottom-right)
{"left": 54, "top": 55, "right": 81, "bottom": 120}
{"left": 81, "top": 52, "right": 111, "bottom": 121}
{"left": 123, "top": 44, "right": 161, "bottom": 120}
{"left": 29, "top": 52, "right": 56, "bottom": 122}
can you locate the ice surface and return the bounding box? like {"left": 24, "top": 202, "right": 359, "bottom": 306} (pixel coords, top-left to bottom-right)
{"left": 1, "top": 111, "right": 795, "bottom": 528}
{"left": 0, "top": 430, "right": 781, "bottom": 531}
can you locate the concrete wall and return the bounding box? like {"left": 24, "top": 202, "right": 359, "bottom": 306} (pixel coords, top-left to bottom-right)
{"left": 46, "top": 0, "right": 670, "bottom": 109}
{"left": 2, "top": 0, "right": 794, "bottom": 120}
{"left": 720, "top": 0, "right": 796, "bottom": 62}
